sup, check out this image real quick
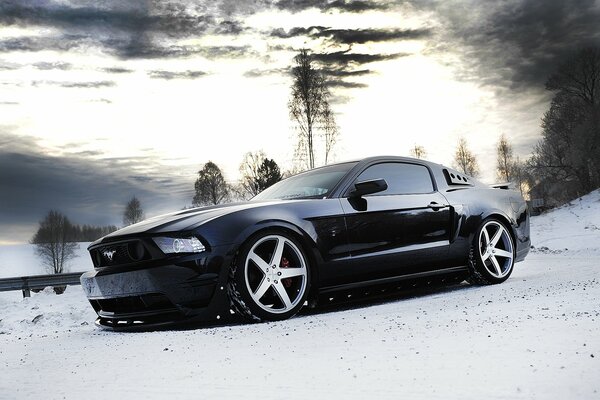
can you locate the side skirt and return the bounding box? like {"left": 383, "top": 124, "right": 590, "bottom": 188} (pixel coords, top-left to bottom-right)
{"left": 318, "top": 266, "right": 469, "bottom": 294}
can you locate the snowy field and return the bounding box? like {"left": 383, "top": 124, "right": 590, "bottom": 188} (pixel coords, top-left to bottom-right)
{"left": 0, "top": 242, "right": 92, "bottom": 278}
{"left": 0, "top": 191, "right": 599, "bottom": 399}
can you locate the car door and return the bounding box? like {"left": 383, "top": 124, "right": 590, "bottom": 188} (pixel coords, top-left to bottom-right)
{"left": 337, "top": 162, "right": 452, "bottom": 285}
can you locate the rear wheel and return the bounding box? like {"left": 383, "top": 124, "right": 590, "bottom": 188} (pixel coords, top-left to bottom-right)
{"left": 228, "top": 232, "right": 310, "bottom": 322}
{"left": 468, "top": 218, "right": 515, "bottom": 285}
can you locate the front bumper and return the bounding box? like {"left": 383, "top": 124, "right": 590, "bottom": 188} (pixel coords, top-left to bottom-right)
{"left": 80, "top": 248, "right": 234, "bottom": 330}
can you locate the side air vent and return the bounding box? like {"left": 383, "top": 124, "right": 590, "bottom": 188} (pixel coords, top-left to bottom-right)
{"left": 443, "top": 169, "right": 473, "bottom": 186}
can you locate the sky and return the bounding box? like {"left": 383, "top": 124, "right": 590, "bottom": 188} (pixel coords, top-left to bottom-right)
{"left": 1, "top": 0, "right": 599, "bottom": 244}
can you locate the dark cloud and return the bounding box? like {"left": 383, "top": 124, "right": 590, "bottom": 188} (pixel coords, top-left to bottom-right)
{"left": 419, "top": 0, "right": 600, "bottom": 90}
{"left": 200, "top": 45, "right": 256, "bottom": 59}
{"left": 319, "top": 67, "right": 371, "bottom": 77}
{"left": 313, "top": 49, "right": 406, "bottom": 65}
{"left": 270, "top": 26, "right": 431, "bottom": 45}
{"left": 270, "top": 26, "right": 329, "bottom": 39}
{"left": 325, "top": 80, "right": 367, "bottom": 88}
{"left": 317, "top": 27, "right": 430, "bottom": 44}
{"left": 0, "top": 131, "right": 195, "bottom": 243}
{"left": 0, "top": 35, "right": 92, "bottom": 53}
{"left": 148, "top": 70, "right": 208, "bottom": 80}
{"left": 215, "top": 20, "right": 246, "bottom": 35}
{"left": 32, "top": 61, "right": 72, "bottom": 70}
{"left": 0, "top": 1, "right": 256, "bottom": 60}
{"left": 32, "top": 80, "right": 116, "bottom": 88}
{"left": 274, "top": 0, "right": 391, "bottom": 13}
{"left": 315, "top": 49, "right": 405, "bottom": 88}
{"left": 0, "top": 1, "right": 212, "bottom": 38}
{"left": 243, "top": 67, "right": 290, "bottom": 78}
{"left": 101, "top": 67, "right": 134, "bottom": 74}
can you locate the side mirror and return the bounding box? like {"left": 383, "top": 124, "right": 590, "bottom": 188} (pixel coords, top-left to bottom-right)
{"left": 349, "top": 178, "right": 388, "bottom": 198}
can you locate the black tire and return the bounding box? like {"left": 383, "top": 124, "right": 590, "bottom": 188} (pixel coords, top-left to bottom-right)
{"left": 228, "top": 230, "right": 311, "bottom": 322}
{"left": 468, "top": 218, "right": 516, "bottom": 285}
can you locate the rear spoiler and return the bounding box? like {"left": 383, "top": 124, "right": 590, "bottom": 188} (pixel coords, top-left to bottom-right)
{"left": 490, "top": 182, "right": 515, "bottom": 190}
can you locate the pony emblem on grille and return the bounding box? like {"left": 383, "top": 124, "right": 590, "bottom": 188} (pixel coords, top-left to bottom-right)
{"left": 102, "top": 249, "right": 116, "bottom": 262}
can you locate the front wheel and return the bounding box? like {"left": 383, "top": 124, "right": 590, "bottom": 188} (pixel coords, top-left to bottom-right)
{"left": 468, "top": 218, "right": 515, "bottom": 285}
{"left": 228, "top": 232, "right": 310, "bottom": 322}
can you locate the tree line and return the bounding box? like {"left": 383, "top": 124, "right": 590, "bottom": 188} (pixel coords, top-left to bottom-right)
{"left": 31, "top": 196, "right": 143, "bottom": 275}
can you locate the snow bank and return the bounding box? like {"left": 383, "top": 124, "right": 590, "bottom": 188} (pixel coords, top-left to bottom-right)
{"left": 0, "top": 242, "right": 93, "bottom": 278}
{"left": 530, "top": 189, "right": 600, "bottom": 255}
{"left": 0, "top": 286, "right": 95, "bottom": 334}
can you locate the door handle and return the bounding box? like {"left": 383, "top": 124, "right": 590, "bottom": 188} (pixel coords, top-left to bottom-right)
{"left": 428, "top": 202, "right": 447, "bottom": 211}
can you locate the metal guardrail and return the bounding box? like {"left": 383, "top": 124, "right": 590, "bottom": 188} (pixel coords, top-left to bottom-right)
{"left": 0, "top": 272, "right": 84, "bottom": 297}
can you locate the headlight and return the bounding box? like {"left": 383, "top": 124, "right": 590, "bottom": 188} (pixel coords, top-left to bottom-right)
{"left": 152, "top": 236, "right": 205, "bottom": 255}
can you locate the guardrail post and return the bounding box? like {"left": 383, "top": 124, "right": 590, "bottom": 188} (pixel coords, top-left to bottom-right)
{"left": 22, "top": 288, "right": 31, "bottom": 298}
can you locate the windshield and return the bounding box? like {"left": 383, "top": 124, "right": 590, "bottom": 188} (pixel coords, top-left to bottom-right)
{"left": 252, "top": 162, "right": 357, "bottom": 201}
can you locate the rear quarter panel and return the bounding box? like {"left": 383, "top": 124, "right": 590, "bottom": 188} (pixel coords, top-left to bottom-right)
{"left": 442, "top": 187, "right": 530, "bottom": 265}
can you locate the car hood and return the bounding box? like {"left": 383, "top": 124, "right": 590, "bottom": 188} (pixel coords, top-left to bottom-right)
{"left": 95, "top": 200, "right": 283, "bottom": 244}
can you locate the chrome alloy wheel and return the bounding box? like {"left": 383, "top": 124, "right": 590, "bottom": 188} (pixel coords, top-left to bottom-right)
{"left": 478, "top": 220, "right": 514, "bottom": 278}
{"left": 244, "top": 234, "right": 308, "bottom": 314}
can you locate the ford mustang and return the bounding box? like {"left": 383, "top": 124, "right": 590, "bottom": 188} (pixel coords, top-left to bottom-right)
{"left": 80, "top": 156, "right": 530, "bottom": 329}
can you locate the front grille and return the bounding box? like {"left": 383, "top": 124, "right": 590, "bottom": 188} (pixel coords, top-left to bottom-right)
{"left": 91, "top": 293, "right": 176, "bottom": 315}
{"left": 91, "top": 240, "right": 149, "bottom": 268}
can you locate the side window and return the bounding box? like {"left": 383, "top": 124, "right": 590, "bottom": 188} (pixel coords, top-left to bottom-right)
{"left": 355, "top": 163, "right": 434, "bottom": 195}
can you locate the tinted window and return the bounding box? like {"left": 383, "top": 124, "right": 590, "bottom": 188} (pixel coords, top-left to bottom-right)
{"left": 355, "top": 163, "right": 434, "bottom": 195}
{"left": 253, "top": 162, "right": 357, "bottom": 200}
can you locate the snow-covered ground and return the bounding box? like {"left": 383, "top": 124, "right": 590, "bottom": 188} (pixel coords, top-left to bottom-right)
{"left": 531, "top": 189, "right": 600, "bottom": 256}
{"left": 0, "top": 192, "right": 599, "bottom": 399}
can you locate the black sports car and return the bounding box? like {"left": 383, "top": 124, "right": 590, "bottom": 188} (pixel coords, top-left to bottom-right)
{"left": 81, "top": 156, "right": 530, "bottom": 328}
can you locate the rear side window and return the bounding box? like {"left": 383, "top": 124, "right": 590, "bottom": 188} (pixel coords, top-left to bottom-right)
{"left": 355, "top": 162, "right": 434, "bottom": 195}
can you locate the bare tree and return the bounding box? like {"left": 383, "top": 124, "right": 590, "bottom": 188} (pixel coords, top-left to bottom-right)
{"left": 511, "top": 156, "right": 530, "bottom": 197}
{"left": 239, "top": 151, "right": 283, "bottom": 199}
{"left": 239, "top": 151, "right": 264, "bottom": 198}
{"left": 31, "top": 210, "right": 79, "bottom": 277}
{"left": 409, "top": 144, "right": 427, "bottom": 159}
{"left": 496, "top": 134, "right": 514, "bottom": 182}
{"left": 453, "top": 137, "right": 480, "bottom": 177}
{"left": 289, "top": 49, "right": 338, "bottom": 170}
{"left": 322, "top": 105, "right": 339, "bottom": 165}
{"left": 193, "top": 161, "right": 230, "bottom": 206}
{"left": 123, "top": 196, "right": 145, "bottom": 226}
{"left": 528, "top": 47, "right": 600, "bottom": 196}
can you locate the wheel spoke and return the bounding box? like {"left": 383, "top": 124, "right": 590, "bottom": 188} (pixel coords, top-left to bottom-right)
{"left": 249, "top": 252, "right": 269, "bottom": 274}
{"left": 482, "top": 228, "right": 490, "bottom": 247}
{"left": 481, "top": 251, "right": 490, "bottom": 261}
{"left": 273, "top": 282, "right": 292, "bottom": 309}
{"left": 490, "top": 255, "right": 502, "bottom": 276}
{"left": 278, "top": 268, "right": 304, "bottom": 279}
{"left": 490, "top": 226, "right": 504, "bottom": 247}
{"left": 253, "top": 278, "right": 271, "bottom": 300}
{"left": 494, "top": 249, "right": 513, "bottom": 259}
{"left": 271, "top": 238, "right": 286, "bottom": 267}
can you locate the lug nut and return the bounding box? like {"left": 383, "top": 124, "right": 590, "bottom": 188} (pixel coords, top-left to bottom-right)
{"left": 278, "top": 272, "right": 282, "bottom": 276}
{"left": 274, "top": 280, "right": 278, "bottom": 284}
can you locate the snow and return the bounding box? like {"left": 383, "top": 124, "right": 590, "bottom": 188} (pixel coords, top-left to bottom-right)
{"left": 531, "top": 189, "right": 600, "bottom": 255}
{"left": 1, "top": 194, "right": 599, "bottom": 399}
{"left": 0, "top": 242, "right": 93, "bottom": 278}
